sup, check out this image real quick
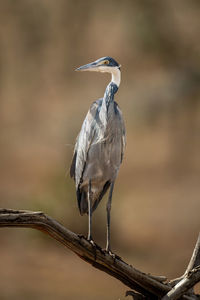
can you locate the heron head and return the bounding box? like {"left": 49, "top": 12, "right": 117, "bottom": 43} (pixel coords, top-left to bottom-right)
{"left": 76, "top": 57, "right": 121, "bottom": 73}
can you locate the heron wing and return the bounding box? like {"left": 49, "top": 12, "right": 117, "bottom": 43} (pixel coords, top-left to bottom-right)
{"left": 70, "top": 98, "right": 103, "bottom": 187}
{"left": 114, "top": 102, "right": 126, "bottom": 162}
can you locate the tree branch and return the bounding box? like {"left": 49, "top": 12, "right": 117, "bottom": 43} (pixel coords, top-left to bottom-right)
{"left": 184, "top": 234, "right": 200, "bottom": 276}
{"left": 0, "top": 208, "right": 199, "bottom": 299}
{"left": 161, "top": 267, "right": 200, "bottom": 300}
{"left": 0, "top": 208, "right": 168, "bottom": 298}
{"left": 161, "top": 234, "right": 200, "bottom": 300}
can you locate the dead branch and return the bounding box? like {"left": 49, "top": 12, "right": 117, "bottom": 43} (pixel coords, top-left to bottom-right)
{"left": 161, "top": 234, "right": 200, "bottom": 300}
{"left": 0, "top": 208, "right": 199, "bottom": 299}
{"left": 162, "top": 267, "right": 200, "bottom": 300}
{"left": 185, "top": 234, "right": 200, "bottom": 276}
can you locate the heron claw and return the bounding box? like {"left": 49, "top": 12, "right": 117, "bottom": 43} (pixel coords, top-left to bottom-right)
{"left": 87, "top": 238, "right": 97, "bottom": 260}
{"left": 88, "top": 238, "right": 95, "bottom": 246}
{"left": 77, "top": 234, "right": 85, "bottom": 239}
{"left": 105, "top": 248, "right": 116, "bottom": 258}
{"left": 109, "top": 251, "right": 116, "bottom": 258}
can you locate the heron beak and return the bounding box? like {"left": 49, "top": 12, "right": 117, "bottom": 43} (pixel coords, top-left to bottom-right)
{"left": 75, "top": 61, "right": 98, "bottom": 72}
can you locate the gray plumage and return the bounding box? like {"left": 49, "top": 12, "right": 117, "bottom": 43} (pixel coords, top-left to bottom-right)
{"left": 70, "top": 57, "right": 125, "bottom": 252}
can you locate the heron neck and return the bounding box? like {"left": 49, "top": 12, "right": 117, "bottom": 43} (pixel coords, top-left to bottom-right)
{"left": 111, "top": 68, "right": 121, "bottom": 87}
{"left": 103, "top": 82, "right": 118, "bottom": 109}
{"left": 99, "top": 82, "right": 118, "bottom": 126}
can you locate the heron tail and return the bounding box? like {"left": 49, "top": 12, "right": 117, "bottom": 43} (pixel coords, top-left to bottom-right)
{"left": 76, "top": 188, "right": 88, "bottom": 215}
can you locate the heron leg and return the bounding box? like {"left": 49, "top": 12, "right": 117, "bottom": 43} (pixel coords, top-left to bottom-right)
{"left": 87, "top": 179, "right": 92, "bottom": 241}
{"left": 106, "top": 182, "right": 115, "bottom": 252}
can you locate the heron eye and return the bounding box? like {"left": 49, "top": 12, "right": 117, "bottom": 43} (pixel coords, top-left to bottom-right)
{"left": 104, "top": 60, "right": 109, "bottom": 65}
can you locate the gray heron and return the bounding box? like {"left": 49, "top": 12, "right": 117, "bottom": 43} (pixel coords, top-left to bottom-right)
{"left": 70, "top": 56, "right": 125, "bottom": 252}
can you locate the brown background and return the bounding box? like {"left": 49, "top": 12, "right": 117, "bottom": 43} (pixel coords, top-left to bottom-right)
{"left": 0, "top": 1, "right": 200, "bottom": 299}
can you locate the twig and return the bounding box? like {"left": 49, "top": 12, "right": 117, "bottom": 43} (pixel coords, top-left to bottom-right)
{"left": 161, "top": 267, "right": 200, "bottom": 300}
{"left": 125, "top": 290, "right": 146, "bottom": 299}
{"left": 161, "top": 234, "right": 200, "bottom": 300}
{"left": 184, "top": 234, "right": 200, "bottom": 276}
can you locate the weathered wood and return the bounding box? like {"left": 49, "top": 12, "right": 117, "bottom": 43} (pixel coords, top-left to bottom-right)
{"left": 161, "top": 234, "right": 200, "bottom": 300}
{"left": 184, "top": 234, "right": 200, "bottom": 276}
{"left": 161, "top": 267, "right": 200, "bottom": 300}
{"left": 0, "top": 208, "right": 199, "bottom": 299}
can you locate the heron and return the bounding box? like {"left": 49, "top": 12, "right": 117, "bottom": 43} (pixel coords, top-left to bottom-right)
{"left": 70, "top": 56, "right": 125, "bottom": 252}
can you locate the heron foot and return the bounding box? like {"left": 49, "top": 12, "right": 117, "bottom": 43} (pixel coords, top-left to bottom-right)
{"left": 87, "top": 237, "right": 97, "bottom": 260}
{"left": 87, "top": 233, "right": 93, "bottom": 242}
{"left": 105, "top": 248, "right": 121, "bottom": 260}
{"left": 105, "top": 247, "right": 116, "bottom": 258}
{"left": 88, "top": 238, "right": 95, "bottom": 246}
{"left": 77, "top": 234, "right": 85, "bottom": 239}
{"left": 108, "top": 251, "right": 116, "bottom": 259}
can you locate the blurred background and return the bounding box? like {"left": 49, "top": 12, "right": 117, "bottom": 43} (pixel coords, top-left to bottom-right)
{"left": 0, "top": 0, "right": 200, "bottom": 299}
